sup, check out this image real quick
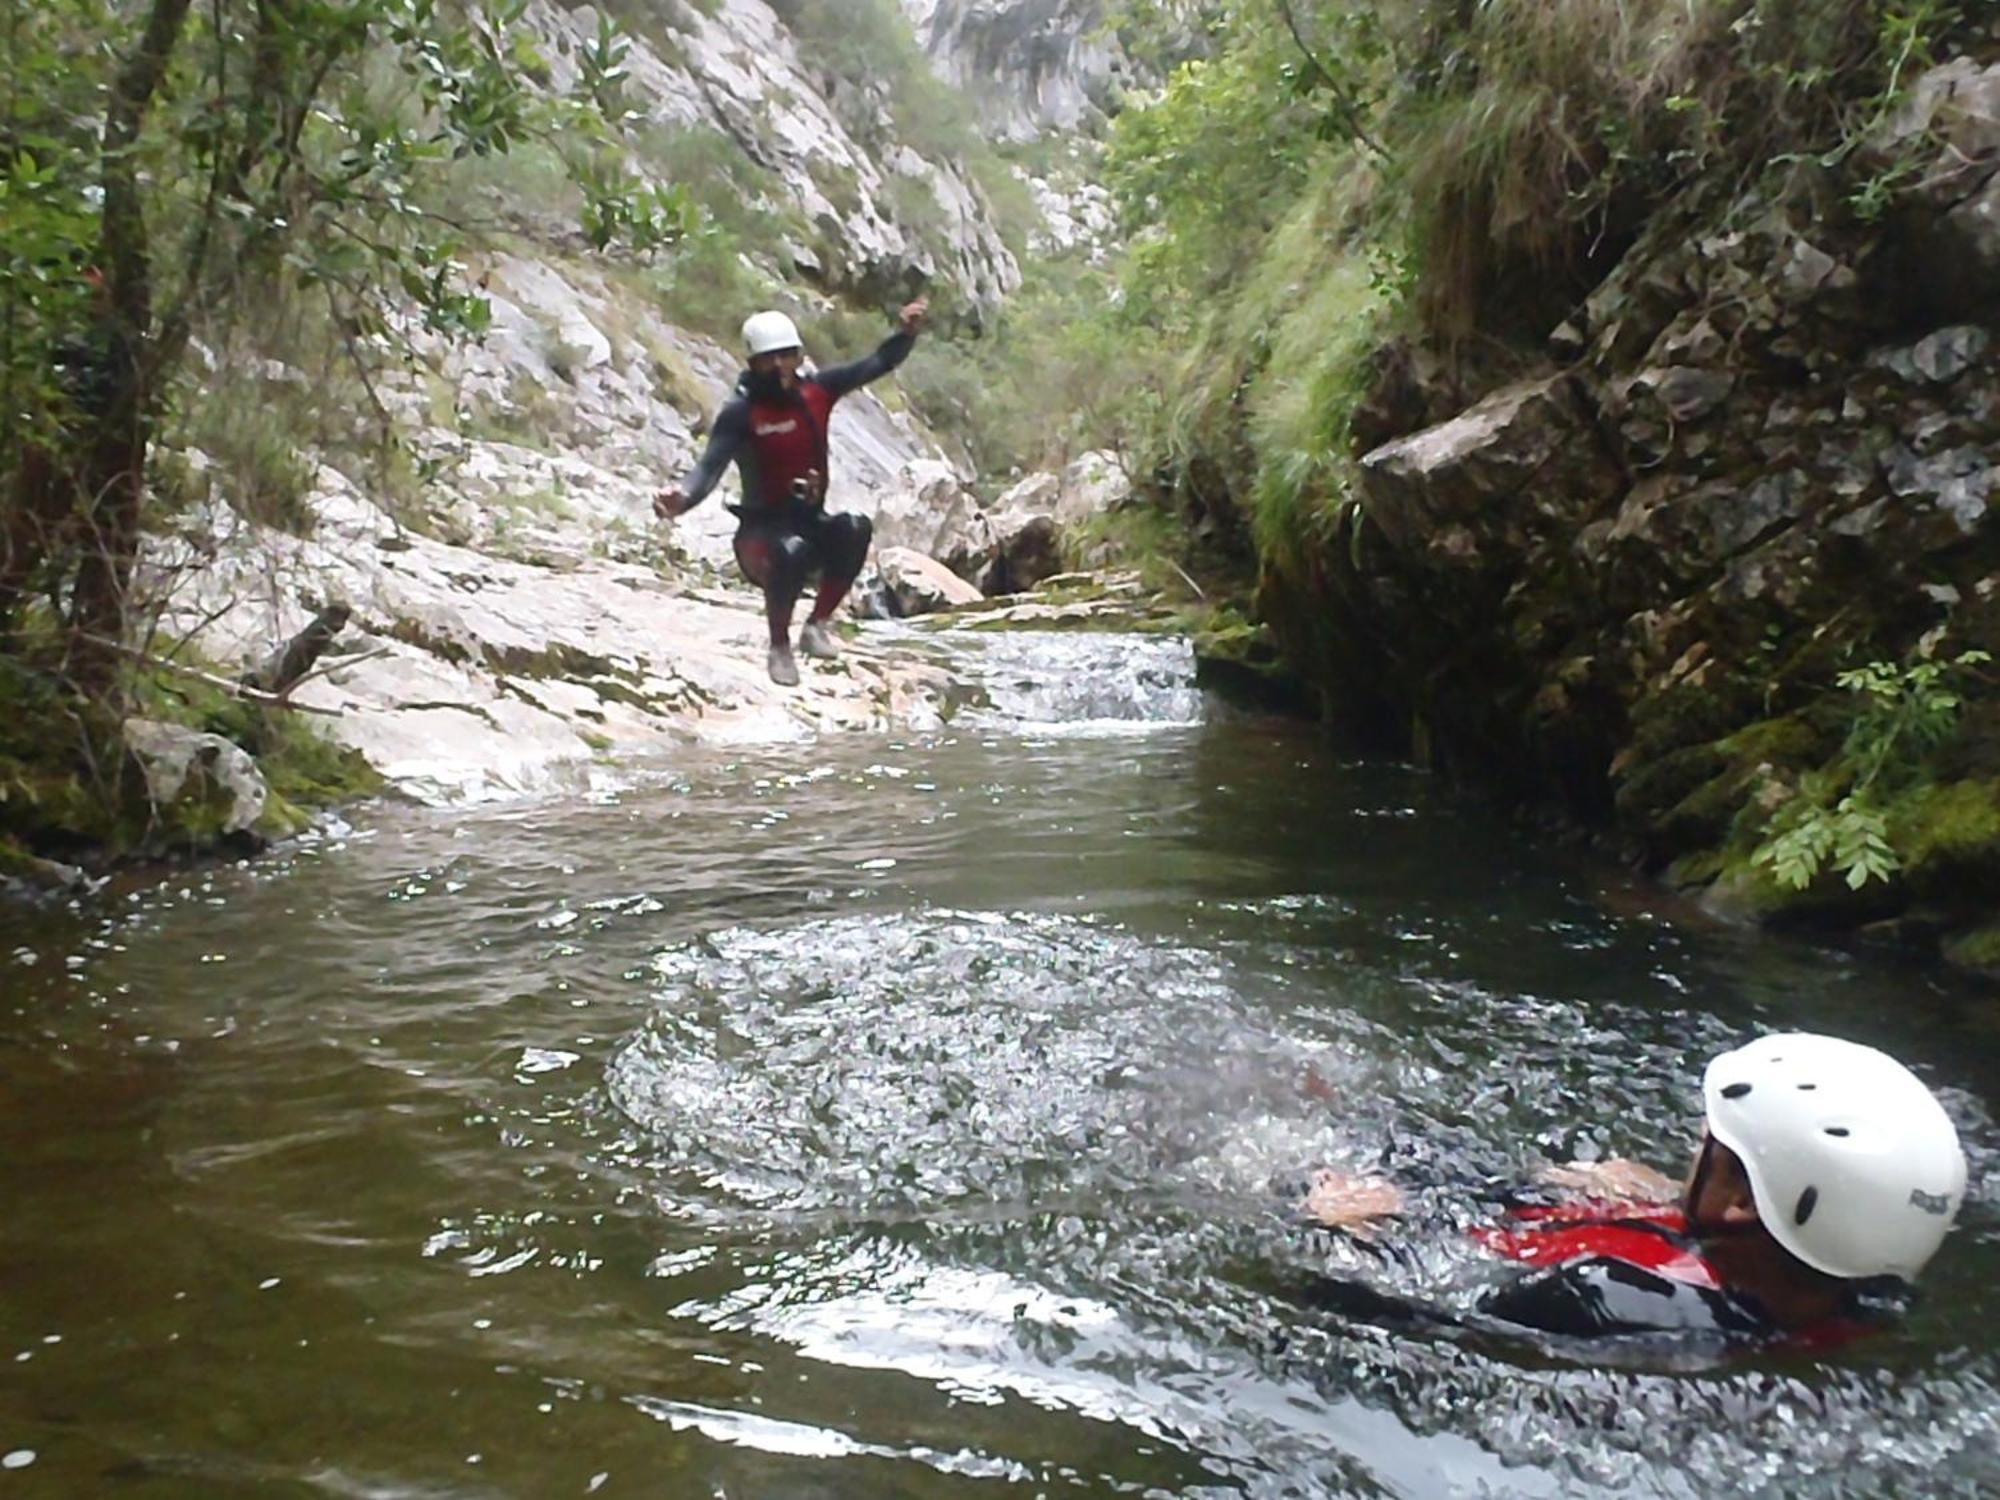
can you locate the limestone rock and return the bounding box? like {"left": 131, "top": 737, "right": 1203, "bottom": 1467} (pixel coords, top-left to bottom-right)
{"left": 123, "top": 718, "right": 270, "bottom": 835}
{"left": 876, "top": 545, "right": 985, "bottom": 615}
{"left": 871, "top": 460, "right": 996, "bottom": 571}
{"left": 1911, "top": 326, "right": 1993, "bottom": 384}
{"left": 1058, "top": 449, "right": 1130, "bottom": 522}
{"left": 991, "top": 470, "right": 1061, "bottom": 518}
{"left": 146, "top": 471, "right": 966, "bottom": 805}
{"left": 1357, "top": 375, "right": 1616, "bottom": 559}
{"left": 899, "top": 0, "right": 1126, "bottom": 143}
{"left": 525, "top": 1, "right": 1021, "bottom": 317}
{"left": 970, "top": 462, "right": 1119, "bottom": 593}
{"left": 981, "top": 510, "right": 1064, "bottom": 594}
{"left": 1258, "top": 63, "right": 2000, "bottom": 965}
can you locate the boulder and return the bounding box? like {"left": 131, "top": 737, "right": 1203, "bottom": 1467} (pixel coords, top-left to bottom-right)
{"left": 1910, "top": 326, "right": 1993, "bottom": 384}
{"left": 876, "top": 546, "right": 984, "bottom": 616}
{"left": 123, "top": 718, "right": 269, "bottom": 835}
{"left": 1056, "top": 450, "right": 1131, "bottom": 524}
{"left": 1868, "top": 61, "right": 2000, "bottom": 321}
{"left": 980, "top": 511, "right": 1064, "bottom": 594}
{"left": 870, "top": 460, "right": 996, "bottom": 573}
{"left": 1356, "top": 375, "right": 1618, "bottom": 561}
{"left": 989, "top": 470, "right": 1061, "bottom": 520}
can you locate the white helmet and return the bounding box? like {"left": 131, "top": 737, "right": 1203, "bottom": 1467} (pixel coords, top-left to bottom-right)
{"left": 1703, "top": 1032, "right": 1967, "bottom": 1280}
{"left": 742, "top": 310, "right": 802, "bottom": 357}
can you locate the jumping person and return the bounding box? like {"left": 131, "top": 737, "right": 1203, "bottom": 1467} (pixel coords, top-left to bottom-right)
{"left": 1298, "top": 1032, "right": 1968, "bottom": 1351}
{"left": 653, "top": 299, "right": 930, "bottom": 686}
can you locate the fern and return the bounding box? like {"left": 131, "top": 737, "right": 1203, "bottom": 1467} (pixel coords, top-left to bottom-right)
{"left": 1749, "top": 648, "right": 1989, "bottom": 891}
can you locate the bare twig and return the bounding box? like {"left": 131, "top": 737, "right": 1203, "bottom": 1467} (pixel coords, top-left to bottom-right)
{"left": 244, "top": 599, "right": 351, "bottom": 693}
{"left": 1166, "top": 557, "right": 1209, "bottom": 601}
{"left": 73, "top": 631, "right": 344, "bottom": 715}
{"left": 281, "top": 643, "right": 390, "bottom": 693}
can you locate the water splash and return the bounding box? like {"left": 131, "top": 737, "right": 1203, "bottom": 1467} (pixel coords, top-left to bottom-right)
{"left": 608, "top": 901, "right": 2000, "bottom": 1496}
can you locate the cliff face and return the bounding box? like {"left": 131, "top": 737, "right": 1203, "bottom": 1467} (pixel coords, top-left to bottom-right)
{"left": 533, "top": 0, "right": 1022, "bottom": 316}
{"left": 1263, "top": 60, "right": 2000, "bottom": 961}
{"left": 900, "top": 0, "right": 1125, "bottom": 142}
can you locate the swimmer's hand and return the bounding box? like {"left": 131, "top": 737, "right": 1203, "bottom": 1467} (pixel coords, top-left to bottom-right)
{"left": 1536, "top": 1158, "right": 1679, "bottom": 1204}
{"left": 1302, "top": 1169, "right": 1405, "bottom": 1233}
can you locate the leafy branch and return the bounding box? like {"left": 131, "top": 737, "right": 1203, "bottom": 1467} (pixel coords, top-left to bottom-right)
{"left": 1752, "top": 646, "right": 1991, "bottom": 891}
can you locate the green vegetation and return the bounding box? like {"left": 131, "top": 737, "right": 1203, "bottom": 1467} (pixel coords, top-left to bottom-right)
{"left": 1062, "top": 0, "right": 2000, "bottom": 953}
{"left": 0, "top": 0, "right": 677, "bottom": 869}
{"left": 1098, "top": 0, "right": 1979, "bottom": 561}
{"left": 1752, "top": 649, "right": 1992, "bottom": 892}
{"left": 899, "top": 253, "right": 1173, "bottom": 483}
{"left": 766, "top": 0, "right": 1047, "bottom": 272}
{"left": 0, "top": 616, "right": 380, "bottom": 867}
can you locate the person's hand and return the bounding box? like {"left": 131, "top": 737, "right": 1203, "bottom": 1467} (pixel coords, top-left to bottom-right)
{"left": 1302, "top": 1169, "right": 1404, "bottom": 1234}
{"left": 653, "top": 487, "right": 687, "bottom": 521}
{"left": 1537, "top": 1157, "right": 1680, "bottom": 1204}
{"left": 898, "top": 297, "right": 930, "bottom": 336}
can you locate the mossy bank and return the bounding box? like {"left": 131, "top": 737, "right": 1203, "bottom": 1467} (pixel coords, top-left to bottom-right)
{"left": 0, "top": 643, "right": 381, "bottom": 894}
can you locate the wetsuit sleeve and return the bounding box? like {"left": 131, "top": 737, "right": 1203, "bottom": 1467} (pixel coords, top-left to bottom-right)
{"left": 1478, "top": 1258, "right": 1772, "bottom": 1341}
{"left": 813, "top": 330, "right": 916, "bottom": 401}
{"left": 676, "top": 398, "right": 751, "bottom": 510}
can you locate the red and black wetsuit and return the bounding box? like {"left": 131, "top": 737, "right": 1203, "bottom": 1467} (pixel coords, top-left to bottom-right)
{"left": 675, "top": 331, "right": 915, "bottom": 644}
{"left": 1470, "top": 1201, "right": 1782, "bottom": 1343}
{"left": 1297, "top": 1197, "right": 1877, "bottom": 1354}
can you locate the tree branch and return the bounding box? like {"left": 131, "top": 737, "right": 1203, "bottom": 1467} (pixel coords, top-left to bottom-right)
{"left": 74, "top": 631, "right": 345, "bottom": 714}
{"left": 1270, "top": 0, "right": 1390, "bottom": 161}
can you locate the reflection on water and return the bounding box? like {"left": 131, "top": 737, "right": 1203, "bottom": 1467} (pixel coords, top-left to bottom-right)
{"left": 1, "top": 634, "right": 1997, "bottom": 1497}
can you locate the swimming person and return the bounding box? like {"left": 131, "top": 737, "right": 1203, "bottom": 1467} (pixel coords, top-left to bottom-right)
{"left": 1298, "top": 1032, "right": 1968, "bottom": 1351}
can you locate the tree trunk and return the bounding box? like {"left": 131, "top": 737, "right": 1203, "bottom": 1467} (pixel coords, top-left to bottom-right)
{"left": 67, "top": 0, "right": 193, "bottom": 695}
{"left": 1, "top": 446, "right": 67, "bottom": 639}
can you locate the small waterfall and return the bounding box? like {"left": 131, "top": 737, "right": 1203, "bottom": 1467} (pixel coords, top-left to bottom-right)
{"left": 943, "top": 629, "right": 1205, "bottom": 730}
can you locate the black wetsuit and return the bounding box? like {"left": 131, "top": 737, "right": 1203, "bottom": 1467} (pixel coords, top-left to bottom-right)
{"left": 1293, "top": 1200, "right": 1883, "bottom": 1357}
{"left": 675, "top": 331, "right": 915, "bottom": 645}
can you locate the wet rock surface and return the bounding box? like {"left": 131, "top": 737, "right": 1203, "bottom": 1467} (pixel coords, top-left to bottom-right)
{"left": 152, "top": 456, "right": 1174, "bottom": 804}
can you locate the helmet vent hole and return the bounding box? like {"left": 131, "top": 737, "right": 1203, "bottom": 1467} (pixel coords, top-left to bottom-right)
{"left": 1721, "top": 1082, "right": 1752, "bottom": 1099}
{"left": 1797, "top": 1082, "right": 1817, "bottom": 1091}
{"left": 1794, "top": 1186, "right": 1819, "bottom": 1226}
{"left": 1824, "top": 1127, "right": 1851, "bottom": 1138}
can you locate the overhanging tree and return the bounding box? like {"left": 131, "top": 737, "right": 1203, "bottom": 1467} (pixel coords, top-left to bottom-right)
{"left": 1, "top": 0, "right": 689, "bottom": 693}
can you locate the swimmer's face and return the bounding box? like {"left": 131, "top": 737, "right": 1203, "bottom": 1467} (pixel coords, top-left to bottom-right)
{"left": 1683, "top": 1131, "right": 1760, "bottom": 1234}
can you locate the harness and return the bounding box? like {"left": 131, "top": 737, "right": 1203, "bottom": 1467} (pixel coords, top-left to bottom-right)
{"left": 740, "top": 380, "right": 834, "bottom": 514}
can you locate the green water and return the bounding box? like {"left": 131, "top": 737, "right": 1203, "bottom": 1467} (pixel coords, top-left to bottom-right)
{"left": 2, "top": 677, "right": 1996, "bottom": 1496}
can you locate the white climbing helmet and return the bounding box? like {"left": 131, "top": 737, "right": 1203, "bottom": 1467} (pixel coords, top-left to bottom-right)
{"left": 1703, "top": 1031, "right": 1967, "bottom": 1281}
{"left": 742, "top": 309, "right": 803, "bottom": 357}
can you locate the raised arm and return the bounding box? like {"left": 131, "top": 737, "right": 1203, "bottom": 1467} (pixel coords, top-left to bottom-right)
{"left": 814, "top": 298, "right": 930, "bottom": 400}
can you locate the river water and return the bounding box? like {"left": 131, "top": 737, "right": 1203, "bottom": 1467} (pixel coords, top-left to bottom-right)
{"left": 2, "top": 631, "right": 1997, "bottom": 1498}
